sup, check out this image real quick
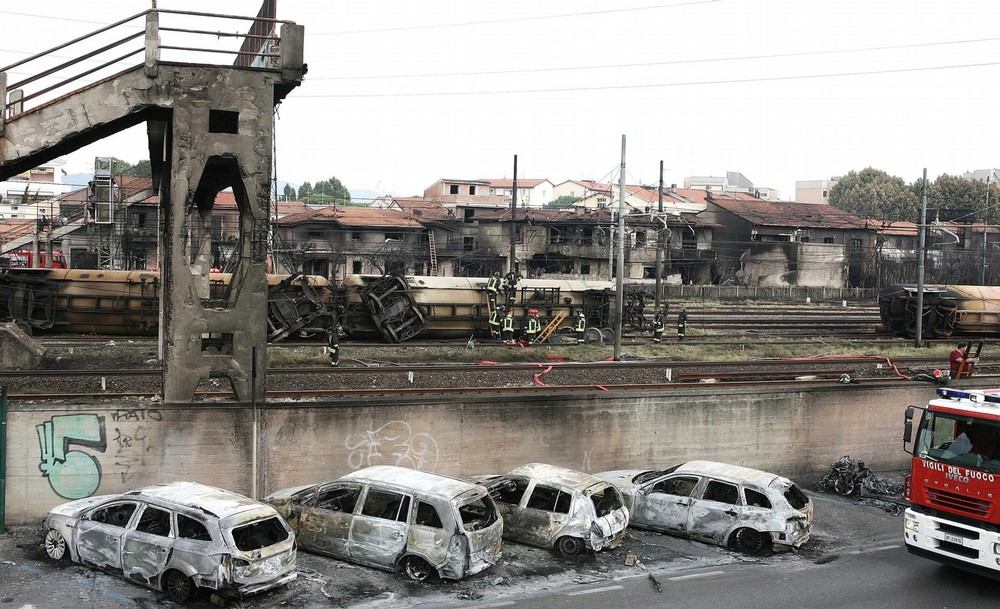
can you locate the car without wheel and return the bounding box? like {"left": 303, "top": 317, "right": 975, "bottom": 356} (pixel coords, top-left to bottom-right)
{"left": 596, "top": 460, "right": 813, "bottom": 555}
{"left": 474, "top": 463, "right": 629, "bottom": 556}
{"left": 42, "top": 481, "right": 297, "bottom": 603}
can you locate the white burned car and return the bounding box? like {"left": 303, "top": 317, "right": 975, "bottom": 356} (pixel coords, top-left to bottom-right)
{"left": 475, "top": 463, "right": 629, "bottom": 555}
{"left": 42, "top": 481, "right": 297, "bottom": 603}
{"left": 265, "top": 465, "right": 503, "bottom": 581}
{"left": 596, "top": 460, "right": 812, "bottom": 555}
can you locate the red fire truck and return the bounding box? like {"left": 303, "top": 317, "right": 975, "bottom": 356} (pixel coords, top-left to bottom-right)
{"left": 903, "top": 387, "right": 1000, "bottom": 577}
{"left": 0, "top": 250, "right": 67, "bottom": 269}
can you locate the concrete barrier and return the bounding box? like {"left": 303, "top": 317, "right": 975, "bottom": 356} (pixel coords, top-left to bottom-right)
{"left": 2, "top": 382, "right": 941, "bottom": 524}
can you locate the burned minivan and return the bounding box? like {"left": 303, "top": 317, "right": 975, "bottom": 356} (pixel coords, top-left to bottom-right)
{"left": 596, "top": 460, "right": 813, "bottom": 555}
{"left": 265, "top": 465, "right": 503, "bottom": 581}
{"left": 474, "top": 463, "right": 629, "bottom": 555}
{"left": 42, "top": 481, "right": 297, "bottom": 603}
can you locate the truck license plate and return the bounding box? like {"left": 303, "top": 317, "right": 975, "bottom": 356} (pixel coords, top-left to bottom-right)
{"left": 943, "top": 533, "right": 963, "bottom": 545}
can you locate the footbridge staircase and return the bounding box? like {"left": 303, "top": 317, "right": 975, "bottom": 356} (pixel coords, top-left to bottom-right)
{"left": 0, "top": 4, "right": 305, "bottom": 403}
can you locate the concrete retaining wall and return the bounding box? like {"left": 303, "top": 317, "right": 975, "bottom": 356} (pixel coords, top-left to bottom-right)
{"left": 2, "top": 383, "right": 940, "bottom": 524}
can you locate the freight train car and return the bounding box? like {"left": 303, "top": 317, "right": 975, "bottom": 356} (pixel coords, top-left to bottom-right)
{"left": 878, "top": 284, "right": 1000, "bottom": 337}
{"left": 0, "top": 269, "right": 332, "bottom": 342}
{"left": 336, "top": 274, "right": 636, "bottom": 343}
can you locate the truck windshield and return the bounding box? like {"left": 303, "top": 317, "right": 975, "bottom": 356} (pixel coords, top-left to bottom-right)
{"left": 916, "top": 411, "right": 1000, "bottom": 473}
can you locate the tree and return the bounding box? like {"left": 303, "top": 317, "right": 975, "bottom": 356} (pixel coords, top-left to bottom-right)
{"left": 917, "top": 173, "right": 1000, "bottom": 224}
{"left": 298, "top": 182, "right": 313, "bottom": 199}
{"left": 303, "top": 177, "right": 351, "bottom": 205}
{"left": 547, "top": 195, "right": 580, "bottom": 208}
{"left": 283, "top": 183, "right": 297, "bottom": 201}
{"left": 110, "top": 158, "right": 152, "bottom": 178}
{"left": 829, "top": 168, "right": 919, "bottom": 223}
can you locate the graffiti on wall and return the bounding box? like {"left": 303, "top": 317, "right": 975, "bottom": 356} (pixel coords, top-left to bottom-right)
{"left": 36, "top": 408, "right": 163, "bottom": 500}
{"left": 346, "top": 420, "right": 439, "bottom": 471}
{"left": 36, "top": 414, "right": 107, "bottom": 500}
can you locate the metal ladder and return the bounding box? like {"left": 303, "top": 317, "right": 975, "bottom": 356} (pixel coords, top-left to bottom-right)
{"left": 427, "top": 230, "right": 438, "bottom": 276}
{"left": 535, "top": 311, "right": 567, "bottom": 344}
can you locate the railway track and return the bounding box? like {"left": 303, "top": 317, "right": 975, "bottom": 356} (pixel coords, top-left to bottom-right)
{"left": 2, "top": 356, "right": 984, "bottom": 401}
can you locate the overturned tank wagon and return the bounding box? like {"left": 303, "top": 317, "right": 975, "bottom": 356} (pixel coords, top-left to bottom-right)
{"left": 336, "top": 274, "right": 621, "bottom": 343}
{"left": 878, "top": 283, "right": 1000, "bottom": 338}
{"left": 0, "top": 269, "right": 334, "bottom": 341}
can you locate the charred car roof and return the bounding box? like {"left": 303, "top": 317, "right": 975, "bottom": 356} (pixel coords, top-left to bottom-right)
{"left": 672, "top": 460, "right": 787, "bottom": 488}
{"left": 507, "top": 463, "right": 611, "bottom": 491}
{"left": 342, "top": 466, "right": 488, "bottom": 500}
{"left": 122, "top": 481, "right": 269, "bottom": 519}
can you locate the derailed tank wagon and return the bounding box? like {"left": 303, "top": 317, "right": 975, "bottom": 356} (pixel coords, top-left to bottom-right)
{"left": 336, "top": 274, "right": 629, "bottom": 344}
{"left": 0, "top": 269, "right": 334, "bottom": 342}
{"left": 879, "top": 283, "right": 1000, "bottom": 338}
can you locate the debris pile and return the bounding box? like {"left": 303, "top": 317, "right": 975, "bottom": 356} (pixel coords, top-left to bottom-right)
{"left": 815, "top": 455, "right": 906, "bottom": 514}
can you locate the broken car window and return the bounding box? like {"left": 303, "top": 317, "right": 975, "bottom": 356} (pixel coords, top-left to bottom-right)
{"left": 415, "top": 501, "right": 444, "bottom": 529}
{"left": 783, "top": 484, "right": 809, "bottom": 510}
{"left": 135, "top": 505, "right": 172, "bottom": 537}
{"left": 744, "top": 488, "right": 772, "bottom": 509}
{"left": 702, "top": 481, "right": 739, "bottom": 504}
{"left": 90, "top": 502, "right": 139, "bottom": 527}
{"left": 526, "top": 485, "right": 571, "bottom": 514}
{"left": 232, "top": 517, "right": 291, "bottom": 552}
{"left": 458, "top": 497, "right": 499, "bottom": 531}
{"left": 361, "top": 489, "right": 410, "bottom": 522}
{"left": 589, "top": 486, "right": 624, "bottom": 517}
{"left": 315, "top": 484, "right": 362, "bottom": 513}
{"left": 494, "top": 478, "right": 529, "bottom": 505}
{"left": 650, "top": 476, "right": 698, "bottom": 497}
{"left": 177, "top": 514, "right": 212, "bottom": 541}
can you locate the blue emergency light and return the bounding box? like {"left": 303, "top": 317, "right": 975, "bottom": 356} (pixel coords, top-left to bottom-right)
{"left": 936, "top": 387, "right": 1000, "bottom": 404}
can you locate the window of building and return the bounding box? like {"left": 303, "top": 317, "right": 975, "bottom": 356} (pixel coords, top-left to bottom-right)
{"left": 352, "top": 260, "right": 362, "bottom": 274}
{"left": 450, "top": 185, "right": 459, "bottom": 195}
{"left": 464, "top": 208, "right": 475, "bottom": 223}
{"left": 849, "top": 238, "right": 863, "bottom": 254}
{"left": 463, "top": 237, "right": 475, "bottom": 251}
{"left": 549, "top": 227, "right": 566, "bottom": 244}
{"left": 635, "top": 230, "right": 647, "bottom": 247}
{"left": 823, "top": 237, "right": 835, "bottom": 244}
{"left": 469, "top": 186, "right": 476, "bottom": 195}
{"left": 597, "top": 197, "right": 607, "bottom": 209}
{"left": 800, "top": 235, "right": 810, "bottom": 243}
{"left": 307, "top": 228, "right": 326, "bottom": 239}
{"left": 581, "top": 228, "right": 593, "bottom": 245}
{"left": 136, "top": 212, "right": 147, "bottom": 227}
{"left": 580, "top": 264, "right": 591, "bottom": 275}
{"left": 384, "top": 232, "right": 403, "bottom": 242}
{"left": 352, "top": 232, "right": 362, "bottom": 241}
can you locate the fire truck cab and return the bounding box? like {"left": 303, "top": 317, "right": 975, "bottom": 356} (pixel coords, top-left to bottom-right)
{"left": 903, "top": 388, "right": 1000, "bottom": 578}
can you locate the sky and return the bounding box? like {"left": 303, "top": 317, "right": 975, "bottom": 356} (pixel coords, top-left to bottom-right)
{"left": 3, "top": 0, "right": 1000, "bottom": 200}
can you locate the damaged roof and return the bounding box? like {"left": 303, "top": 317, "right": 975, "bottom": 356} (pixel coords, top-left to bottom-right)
{"left": 276, "top": 205, "right": 426, "bottom": 229}
{"left": 344, "top": 466, "right": 486, "bottom": 500}
{"left": 710, "top": 199, "right": 870, "bottom": 229}
{"left": 509, "top": 463, "right": 611, "bottom": 490}
{"left": 390, "top": 197, "right": 458, "bottom": 221}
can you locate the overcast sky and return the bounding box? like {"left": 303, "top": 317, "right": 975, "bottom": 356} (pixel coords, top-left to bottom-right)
{"left": 3, "top": 0, "right": 999, "bottom": 200}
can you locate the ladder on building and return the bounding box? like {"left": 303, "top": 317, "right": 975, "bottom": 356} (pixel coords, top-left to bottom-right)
{"left": 427, "top": 230, "right": 438, "bottom": 276}
{"left": 536, "top": 311, "right": 567, "bottom": 344}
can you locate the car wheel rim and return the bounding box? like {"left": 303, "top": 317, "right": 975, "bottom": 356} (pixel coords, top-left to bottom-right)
{"left": 735, "top": 528, "right": 767, "bottom": 555}
{"left": 558, "top": 537, "right": 583, "bottom": 556}
{"left": 165, "top": 571, "right": 193, "bottom": 602}
{"left": 404, "top": 557, "right": 431, "bottom": 581}
{"left": 44, "top": 529, "right": 66, "bottom": 560}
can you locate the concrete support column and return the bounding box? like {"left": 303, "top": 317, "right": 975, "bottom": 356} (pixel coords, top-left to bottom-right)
{"left": 144, "top": 12, "right": 159, "bottom": 79}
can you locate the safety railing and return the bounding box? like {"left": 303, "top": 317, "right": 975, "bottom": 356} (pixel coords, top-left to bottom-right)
{"left": 1, "top": 5, "right": 298, "bottom": 130}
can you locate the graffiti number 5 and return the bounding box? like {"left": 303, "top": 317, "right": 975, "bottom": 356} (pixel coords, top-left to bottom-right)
{"left": 36, "top": 414, "right": 107, "bottom": 499}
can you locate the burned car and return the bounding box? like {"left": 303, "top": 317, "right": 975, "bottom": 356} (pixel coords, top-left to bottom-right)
{"left": 42, "top": 481, "right": 297, "bottom": 603}
{"left": 265, "top": 465, "right": 503, "bottom": 581}
{"left": 475, "top": 463, "right": 629, "bottom": 555}
{"left": 596, "top": 460, "right": 813, "bottom": 555}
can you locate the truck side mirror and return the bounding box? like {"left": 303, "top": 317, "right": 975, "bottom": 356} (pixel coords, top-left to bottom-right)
{"left": 903, "top": 406, "right": 916, "bottom": 449}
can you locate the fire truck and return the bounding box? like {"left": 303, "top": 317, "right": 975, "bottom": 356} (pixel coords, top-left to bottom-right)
{"left": 0, "top": 250, "right": 67, "bottom": 269}
{"left": 903, "top": 387, "right": 1000, "bottom": 577}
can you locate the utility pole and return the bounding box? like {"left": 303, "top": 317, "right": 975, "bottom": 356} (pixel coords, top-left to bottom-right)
{"left": 654, "top": 160, "right": 663, "bottom": 310}
{"left": 614, "top": 135, "right": 626, "bottom": 361}
{"left": 508, "top": 155, "right": 517, "bottom": 274}
{"left": 915, "top": 168, "right": 927, "bottom": 348}
{"left": 982, "top": 175, "right": 990, "bottom": 285}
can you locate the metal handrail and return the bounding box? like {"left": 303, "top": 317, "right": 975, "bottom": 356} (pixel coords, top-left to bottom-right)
{"left": 1, "top": 7, "right": 295, "bottom": 120}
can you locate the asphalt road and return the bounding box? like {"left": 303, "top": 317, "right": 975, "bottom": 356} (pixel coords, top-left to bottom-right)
{"left": 0, "top": 491, "right": 973, "bottom": 609}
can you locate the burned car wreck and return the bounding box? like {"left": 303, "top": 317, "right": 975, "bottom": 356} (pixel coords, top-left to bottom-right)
{"left": 265, "top": 465, "right": 503, "bottom": 581}
{"left": 596, "top": 460, "right": 813, "bottom": 555}
{"left": 475, "top": 463, "right": 629, "bottom": 555}
{"left": 42, "top": 481, "right": 297, "bottom": 603}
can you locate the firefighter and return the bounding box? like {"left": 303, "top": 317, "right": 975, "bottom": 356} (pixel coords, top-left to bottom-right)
{"left": 503, "top": 268, "right": 520, "bottom": 304}
{"left": 677, "top": 307, "right": 688, "bottom": 341}
{"left": 325, "top": 326, "right": 340, "bottom": 366}
{"left": 489, "top": 304, "right": 503, "bottom": 341}
{"left": 653, "top": 307, "right": 665, "bottom": 344}
{"left": 575, "top": 310, "right": 587, "bottom": 344}
{"left": 485, "top": 271, "right": 502, "bottom": 309}
{"left": 524, "top": 308, "right": 541, "bottom": 344}
{"left": 501, "top": 308, "right": 516, "bottom": 344}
